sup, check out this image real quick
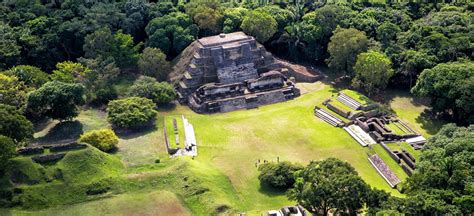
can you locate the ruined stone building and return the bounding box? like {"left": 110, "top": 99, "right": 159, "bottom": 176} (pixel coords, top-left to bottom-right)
{"left": 175, "top": 32, "right": 300, "bottom": 113}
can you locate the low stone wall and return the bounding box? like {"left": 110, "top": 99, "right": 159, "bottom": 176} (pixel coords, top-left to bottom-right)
{"left": 32, "top": 153, "right": 66, "bottom": 164}
{"left": 17, "top": 146, "right": 44, "bottom": 156}
{"left": 219, "top": 97, "right": 247, "bottom": 112}
{"left": 49, "top": 143, "right": 87, "bottom": 152}
{"left": 380, "top": 143, "right": 401, "bottom": 163}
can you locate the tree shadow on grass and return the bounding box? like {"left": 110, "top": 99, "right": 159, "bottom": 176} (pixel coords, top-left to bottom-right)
{"left": 32, "top": 117, "right": 54, "bottom": 133}
{"left": 115, "top": 124, "right": 158, "bottom": 140}
{"left": 415, "top": 110, "right": 445, "bottom": 135}
{"left": 258, "top": 182, "right": 287, "bottom": 198}
{"left": 34, "top": 121, "right": 83, "bottom": 145}
{"left": 157, "top": 102, "right": 177, "bottom": 112}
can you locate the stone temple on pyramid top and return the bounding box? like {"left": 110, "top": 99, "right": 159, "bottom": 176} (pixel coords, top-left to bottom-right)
{"left": 171, "top": 32, "right": 302, "bottom": 113}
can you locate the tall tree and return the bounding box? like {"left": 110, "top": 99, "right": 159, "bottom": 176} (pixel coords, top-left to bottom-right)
{"left": 222, "top": 8, "right": 248, "bottom": 33}
{"left": 352, "top": 50, "right": 394, "bottom": 96}
{"left": 0, "top": 73, "right": 31, "bottom": 109}
{"left": 2, "top": 65, "right": 49, "bottom": 88}
{"left": 0, "top": 104, "right": 34, "bottom": 143}
{"left": 84, "top": 28, "right": 141, "bottom": 68}
{"left": 327, "top": 27, "right": 368, "bottom": 76}
{"left": 145, "top": 12, "right": 198, "bottom": 58}
{"left": 51, "top": 61, "right": 91, "bottom": 83}
{"left": 138, "top": 47, "right": 170, "bottom": 81}
{"left": 398, "top": 50, "right": 437, "bottom": 87}
{"left": 288, "top": 158, "right": 369, "bottom": 216}
{"left": 411, "top": 61, "right": 473, "bottom": 124}
{"left": 26, "top": 81, "right": 85, "bottom": 121}
{"left": 241, "top": 11, "right": 277, "bottom": 43}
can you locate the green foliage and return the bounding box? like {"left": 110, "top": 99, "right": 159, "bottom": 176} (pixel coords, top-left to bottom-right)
{"left": 376, "top": 21, "right": 400, "bottom": 48}
{"left": 0, "top": 73, "right": 31, "bottom": 109}
{"left": 288, "top": 158, "right": 370, "bottom": 215}
{"left": 254, "top": 6, "right": 293, "bottom": 32}
{"left": 145, "top": 12, "right": 198, "bottom": 57}
{"left": 127, "top": 76, "right": 176, "bottom": 105}
{"left": 327, "top": 27, "right": 368, "bottom": 75}
{"left": 51, "top": 61, "right": 90, "bottom": 83}
{"left": 258, "top": 161, "right": 302, "bottom": 189}
{"left": 0, "top": 135, "right": 16, "bottom": 174}
{"left": 138, "top": 47, "right": 171, "bottom": 81}
{"left": 223, "top": 8, "right": 248, "bottom": 33}
{"left": 352, "top": 50, "right": 394, "bottom": 95}
{"left": 79, "top": 129, "right": 119, "bottom": 152}
{"left": 398, "top": 50, "right": 437, "bottom": 86}
{"left": 107, "top": 97, "right": 157, "bottom": 129}
{"left": 84, "top": 28, "right": 141, "bottom": 68}
{"left": 185, "top": 2, "right": 223, "bottom": 36}
{"left": 411, "top": 61, "right": 473, "bottom": 124}
{"left": 300, "top": 5, "right": 351, "bottom": 61}
{"left": 407, "top": 124, "right": 473, "bottom": 193}
{"left": 241, "top": 11, "right": 277, "bottom": 43}
{"left": 77, "top": 57, "right": 120, "bottom": 98}
{"left": 2, "top": 65, "right": 49, "bottom": 88}
{"left": 26, "top": 81, "right": 85, "bottom": 121}
{"left": 0, "top": 104, "right": 34, "bottom": 143}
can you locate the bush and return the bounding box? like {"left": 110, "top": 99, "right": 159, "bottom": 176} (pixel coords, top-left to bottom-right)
{"left": 107, "top": 97, "right": 157, "bottom": 129}
{"left": 0, "top": 135, "right": 16, "bottom": 173}
{"left": 92, "top": 87, "right": 118, "bottom": 106}
{"left": 127, "top": 76, "right": 176, "bottom": 104}
{"left": 79, "top": 129, "right": 119, "bottom": 152}
{"left": 0, "top": 104, "right": 34, "bottom": 143}
{"left": 26, "top": 81, "right": 85, "bottom": 121}
{"left": 3, "top": 65, "right": 49, "bottom": 88}
{"left": 258, "top": 161, "right": 303, "bottom": 189}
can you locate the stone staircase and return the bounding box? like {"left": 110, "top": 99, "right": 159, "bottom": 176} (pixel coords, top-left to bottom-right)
{"left": 314, "top": 107, "right": 344, "bottom": 127}
{"left": 337, "top": 93, "right": 362, "bottom": 110}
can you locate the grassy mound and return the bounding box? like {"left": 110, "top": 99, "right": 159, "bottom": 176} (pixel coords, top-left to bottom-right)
{"left": 58, "top": 147, "right": 124, "bottom": 184}
{"left": 4, "top": 147, "right": 124, "bottom": 209}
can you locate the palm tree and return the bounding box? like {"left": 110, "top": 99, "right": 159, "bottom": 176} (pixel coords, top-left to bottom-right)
{"left": 277, "top": 23, "right": 305, "bottom": 61}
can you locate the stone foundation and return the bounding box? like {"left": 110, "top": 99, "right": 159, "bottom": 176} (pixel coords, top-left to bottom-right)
{"left": 176, "top": 32, "right": 300, "bottom": 113}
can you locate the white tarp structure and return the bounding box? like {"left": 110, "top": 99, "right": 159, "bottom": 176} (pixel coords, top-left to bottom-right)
{"left": 344, "top": 124, "right": 376, "bottom": 147}
{"left": 181, "top": 115, "right": 197, "bottom": 156}
{"left": 405, "top": 136, "right": 426, "bottom": 145}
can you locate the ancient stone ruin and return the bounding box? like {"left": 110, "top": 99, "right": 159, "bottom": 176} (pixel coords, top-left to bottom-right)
{"left": 175, "top": 32, "right": 300, "bottom": 113}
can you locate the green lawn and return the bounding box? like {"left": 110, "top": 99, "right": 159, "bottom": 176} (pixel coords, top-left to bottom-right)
{"left": 387, "top": 90, "right": 445, "bottom": 137}
{"left": 386, "top": 142, "right": 420, "bottom": 160}
{"left": 2, "top": 190, "right": 190, "bottom": 216}
{"left": 341, "top": 89, "right": 373, "bottom": 106}
{"left": 4, "top": 82, "right": 438, "bottom": 215}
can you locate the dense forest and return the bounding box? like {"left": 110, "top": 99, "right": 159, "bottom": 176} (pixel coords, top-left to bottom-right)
{"left": 1, "top": 0, "right": 472, "bottom": 124}
{"left": 0, "top": 0, "right": 473, "bottom": 215}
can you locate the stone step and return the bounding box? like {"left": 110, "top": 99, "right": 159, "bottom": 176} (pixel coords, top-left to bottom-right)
{"left": 337, "top": 93, "right": 362, "bottom": 110}
{"left": 315, "top": 109, "right": 342, "bottom": 127}
{"left": 337, "top": 94, "right": 360, "bottom": 108}
{"left": 337, "top": 96, "right": 360, "bottom": 109}
{"left": 316, "top": 113, "right": 338, "bottom": 127}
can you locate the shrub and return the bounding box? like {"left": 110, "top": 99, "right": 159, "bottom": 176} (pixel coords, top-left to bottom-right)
{"left": 0, "top": 135, "right": 16, "bottom": 173}
{"left": 258, "top": 161, "right": 303, "bottom": 189}
{"left": 107, "top": 97, "right": 157, "bottom": 129}
{"left": 127, "top": 76, "right": 176, "bottom": 104}
{"left": 3, "top": 65, "right": 49, "bottom": 88}
{"left": 0, "top": 104, "right": 34, "bottom": 143}
{"left": 79, "top": 129, "right": 119, "bottom": 152}
{"left": 26, "top": 81, "right": 85, "bottom": 121}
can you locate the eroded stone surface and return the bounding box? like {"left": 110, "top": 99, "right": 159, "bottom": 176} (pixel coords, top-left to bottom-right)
{"left": 176, "top": 32, "right": 300, "bottom": 113}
